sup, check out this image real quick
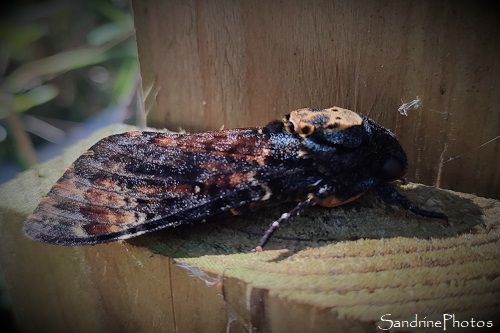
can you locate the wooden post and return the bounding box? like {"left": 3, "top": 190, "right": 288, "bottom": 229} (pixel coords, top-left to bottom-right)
{"left": 1, "top": 124, "right": 499, "bottom": 332}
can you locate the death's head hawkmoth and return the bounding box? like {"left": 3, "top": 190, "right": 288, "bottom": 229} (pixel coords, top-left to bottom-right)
{"left": 23, "top": 106, "right": 447, "bottom": 250}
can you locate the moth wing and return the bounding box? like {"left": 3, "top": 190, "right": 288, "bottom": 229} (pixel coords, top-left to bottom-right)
{"left": 23, "top": 129, "right": 298, "bottom": 245}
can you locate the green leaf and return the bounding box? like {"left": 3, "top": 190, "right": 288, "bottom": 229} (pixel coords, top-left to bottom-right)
{"left": 3, "top": 46, "right": 110, "bottom": 93}
{"left": 11, "top": 85, "right": 59, "bottom": 112}
{"left": 92, "top": 0, "right": 132, "bottom": 23}
{"left": 114, "top": 58, "right": 139, "bottom": 104}
{"left": 0, "top": 22, "right": 47, "bottom": 56}
{"left": 87, "top": 22, "right": 133, "bottom": 46}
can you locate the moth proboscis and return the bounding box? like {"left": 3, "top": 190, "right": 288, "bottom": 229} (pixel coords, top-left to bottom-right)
{"left": 23, "top": 106, "right": 448, "bottom": 250}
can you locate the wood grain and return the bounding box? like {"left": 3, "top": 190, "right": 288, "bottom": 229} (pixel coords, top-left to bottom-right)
{"left": 132, "top": 0, "right": 500, "bottom": 199}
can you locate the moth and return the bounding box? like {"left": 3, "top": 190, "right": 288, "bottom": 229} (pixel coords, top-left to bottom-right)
{"left": 24, "top": 107, "right": 448, "bottom": 250}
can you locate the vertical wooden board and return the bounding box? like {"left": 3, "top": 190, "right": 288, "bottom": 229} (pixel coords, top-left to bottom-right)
{"left": 132, "top": 0, "right": 248, "bottom": 132}
{"left": 389, "top": 2, "right": 500, "bottom": 199}
{"left": 132, "top": 1, "right": 203, "bottom": 131}
{"left": 132, "top": 0, "right": 500, "bottom": 199}
{"left": 169, "top": 262, "right": 228, "bottom": 333}
{"left": 220, "top": 276, "right": 254, "bottom": 332}
{"left": 82, "top": 244, "right": 177, "bottom": 333}
{"left": 194, "top": 1, "right": 247, "bottom": 129}
{"left": 266, "top": 293, "right": 372, "bottom": 333}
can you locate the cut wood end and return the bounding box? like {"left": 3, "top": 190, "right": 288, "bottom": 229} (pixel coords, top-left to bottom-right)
{"left": 165, "top": 184, "right": 500, "bottom": 327}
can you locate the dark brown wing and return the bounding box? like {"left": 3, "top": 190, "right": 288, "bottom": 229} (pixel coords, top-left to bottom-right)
{"left": 23, "top": 129, "right": 319, "bottom": 245}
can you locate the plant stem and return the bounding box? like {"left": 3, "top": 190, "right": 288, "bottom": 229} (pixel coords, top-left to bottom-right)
{"left": 5, "top": 112, "right": 37, "bottom": 168}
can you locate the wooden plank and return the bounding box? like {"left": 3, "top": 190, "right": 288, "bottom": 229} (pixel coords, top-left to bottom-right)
{"left": 1, "top": 125, "right": 499, "bottom": 332}
{"left": 132, "top": 0, "right": 500, "bottom": 199}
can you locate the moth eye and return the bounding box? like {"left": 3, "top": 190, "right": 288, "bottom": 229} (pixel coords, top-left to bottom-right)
{"left": 381, "top": 157, "right": 404, "bottom": 180}
{"left": 300, "top": 125, "right": 314, "bottom": 136}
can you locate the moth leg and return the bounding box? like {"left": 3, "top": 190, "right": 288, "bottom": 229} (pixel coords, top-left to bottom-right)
{"left": 253, "top": 196, "right": 315, "bottom": 252}
{"left": 375, "top": 183, "right": 449, "bottom": 224}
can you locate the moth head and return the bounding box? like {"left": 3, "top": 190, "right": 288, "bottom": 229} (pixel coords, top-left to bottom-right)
{"left": 380, "top": 156, "right": 406, "bottom": 181}
{"left": 367, "top": 119, "right": 408, "bottom": 181}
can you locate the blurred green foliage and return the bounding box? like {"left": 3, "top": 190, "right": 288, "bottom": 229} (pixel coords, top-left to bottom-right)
{"left": 0, "top": 0, "right": 139, "bottom": 170}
